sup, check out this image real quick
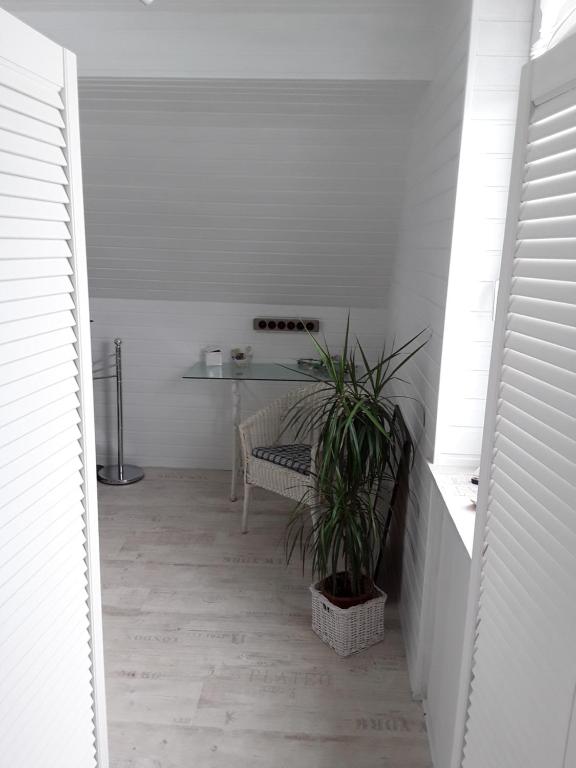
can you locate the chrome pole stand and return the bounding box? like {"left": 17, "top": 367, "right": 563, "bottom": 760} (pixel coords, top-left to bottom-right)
{"left": 97, "top": 338, "right": 145, "bottom": 486}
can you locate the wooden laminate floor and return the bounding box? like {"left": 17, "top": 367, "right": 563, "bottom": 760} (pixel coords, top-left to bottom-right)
{"left": 99, "top": 468, "right": 431, "bottom": 768}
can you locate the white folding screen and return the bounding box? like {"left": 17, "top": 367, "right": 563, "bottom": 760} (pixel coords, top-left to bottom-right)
{"left": 461, "top": 31, "right": 576, "bottom": 768}
{"left": 0, "top": 9, "right": 107, "bottom": 767}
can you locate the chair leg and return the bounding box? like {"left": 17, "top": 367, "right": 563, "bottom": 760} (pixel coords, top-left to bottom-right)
{"left": 242, "top": 483, "right": 252, "bottom": 534}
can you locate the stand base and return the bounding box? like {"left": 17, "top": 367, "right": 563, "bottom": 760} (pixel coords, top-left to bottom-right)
{"left": 97, "top": 464, "right": 145, "bottom": 486}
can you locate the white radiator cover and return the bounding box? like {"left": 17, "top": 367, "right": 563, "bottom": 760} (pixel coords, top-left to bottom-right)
{"left": 0, "top": 9, "right": 107, "bottom": 767}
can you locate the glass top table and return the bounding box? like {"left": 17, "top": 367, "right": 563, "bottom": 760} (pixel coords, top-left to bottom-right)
{"left": 182, "top": 361, "right": 330, "bottom": 501}
{"left": 182, "top": 361, "right": 332, "bottom": 382}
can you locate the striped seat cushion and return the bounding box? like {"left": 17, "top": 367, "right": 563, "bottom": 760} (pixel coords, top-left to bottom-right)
{"left": 252, "top": 444, "right": 311, "bottom": 475}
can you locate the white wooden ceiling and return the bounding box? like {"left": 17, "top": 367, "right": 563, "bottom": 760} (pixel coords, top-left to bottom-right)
{"left": 80, "top": 78, "right": 427, "bottom": 307}
{"left": 2, "top": 1, "right": 432, "bottom": 307}
{"left": 5, "top": 1, "right": 427, "bottom": 12}
{"left": 2, "top": 1, "right": 433, "bottom": 79}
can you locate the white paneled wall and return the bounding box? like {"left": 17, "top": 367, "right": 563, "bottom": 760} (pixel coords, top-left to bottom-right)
{"left": 80, "top": 79, "right": 426, "bottom": 308}
{"left": 90, "top": 298, "right": 385, "bottom": 468}
{"left": 1, "top": 1, "right": 434, "bottom": 81}
{"left": 386, "top": 0, "right": 473, "bottom": 690}
{"left": 435, "top": 0, "right": 533, "bottom": 464}
{"left": 424, "top": 482, "right": 472, "bottom": 768}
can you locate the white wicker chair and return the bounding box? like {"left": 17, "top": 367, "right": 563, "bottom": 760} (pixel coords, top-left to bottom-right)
{"left": 238, "top": 384, "right": 323, "bottom": 533}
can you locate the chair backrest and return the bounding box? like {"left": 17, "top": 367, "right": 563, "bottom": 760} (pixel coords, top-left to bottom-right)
{"left": 278, "top": 383, "right": 327, "bottom": 446}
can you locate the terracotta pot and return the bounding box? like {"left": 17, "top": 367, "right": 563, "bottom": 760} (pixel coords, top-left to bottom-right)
{"left": 319, "top": 572, "right": 376, "bottom": 609}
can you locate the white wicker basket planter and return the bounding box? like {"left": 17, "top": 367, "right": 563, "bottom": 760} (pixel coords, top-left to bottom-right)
{"left": 310, "top": 582, "right": 387, "bottom": 657}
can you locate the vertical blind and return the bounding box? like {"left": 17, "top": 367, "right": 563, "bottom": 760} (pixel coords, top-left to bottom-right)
{"left": 0, "top": 14, "right": 100, "bottom": 768}
{"left": 462, "top": 37, "right": 576, "bottom": 768}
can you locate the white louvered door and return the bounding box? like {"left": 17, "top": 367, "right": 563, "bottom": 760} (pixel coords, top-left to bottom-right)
{"left": 0, "top": 9, "right": 107, "bottom": 767}
{"left": 460, "top": 31, "right": 576, "bottom": 768}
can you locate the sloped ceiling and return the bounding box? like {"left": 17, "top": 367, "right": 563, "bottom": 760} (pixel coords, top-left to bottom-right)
{"left": 2, "top": 0, "right": 434, "bottom": 79}
{"left": 80, "top": 78, "right": 427, "bottom": 307}
{"left": 1, "top": 2, "right": 431, "bottom": 308}
{"left": 3, "top": 0, "right": 426, "bottom": 7}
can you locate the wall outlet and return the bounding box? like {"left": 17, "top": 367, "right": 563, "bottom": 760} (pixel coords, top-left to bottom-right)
{"left": 253, "top": 317, "right": 320, "bottom": 333}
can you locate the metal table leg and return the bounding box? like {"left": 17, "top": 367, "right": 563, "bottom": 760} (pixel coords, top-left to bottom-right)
{"left": 230, "top": 379, "right": 241, "bottom": 501}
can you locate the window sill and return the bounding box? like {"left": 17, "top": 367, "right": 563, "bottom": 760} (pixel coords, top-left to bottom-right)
{"left": 429, "top": 463, "right": 478, "bottom": 558}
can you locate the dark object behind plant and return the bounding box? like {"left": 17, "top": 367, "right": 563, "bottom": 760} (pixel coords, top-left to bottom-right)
{"left": 373, "top": 436, "right": 412, "bottom": 601}
{"left": 284, "top": 321, "right": 427, "bottom": 604}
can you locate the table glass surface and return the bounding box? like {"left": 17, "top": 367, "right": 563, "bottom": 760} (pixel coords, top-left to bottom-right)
{"left": 182, "top": 362, "right": 333, "bottom": 382}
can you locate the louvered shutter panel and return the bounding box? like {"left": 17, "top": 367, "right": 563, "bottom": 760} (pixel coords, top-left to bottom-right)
{"left": 462, "top": 33, "right": 576, "bottom": 768}
{"left": 0, "top": 10, "right": 107, "bottom": 768}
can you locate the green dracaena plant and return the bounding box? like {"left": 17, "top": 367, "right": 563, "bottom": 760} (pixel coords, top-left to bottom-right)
{"left": 284, "top": 320, "right": 428, "bottom": 599}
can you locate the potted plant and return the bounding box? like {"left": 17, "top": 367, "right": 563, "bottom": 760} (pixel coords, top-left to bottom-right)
{"left": 284, "top": 322, "right": 427, "bottom": 656}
